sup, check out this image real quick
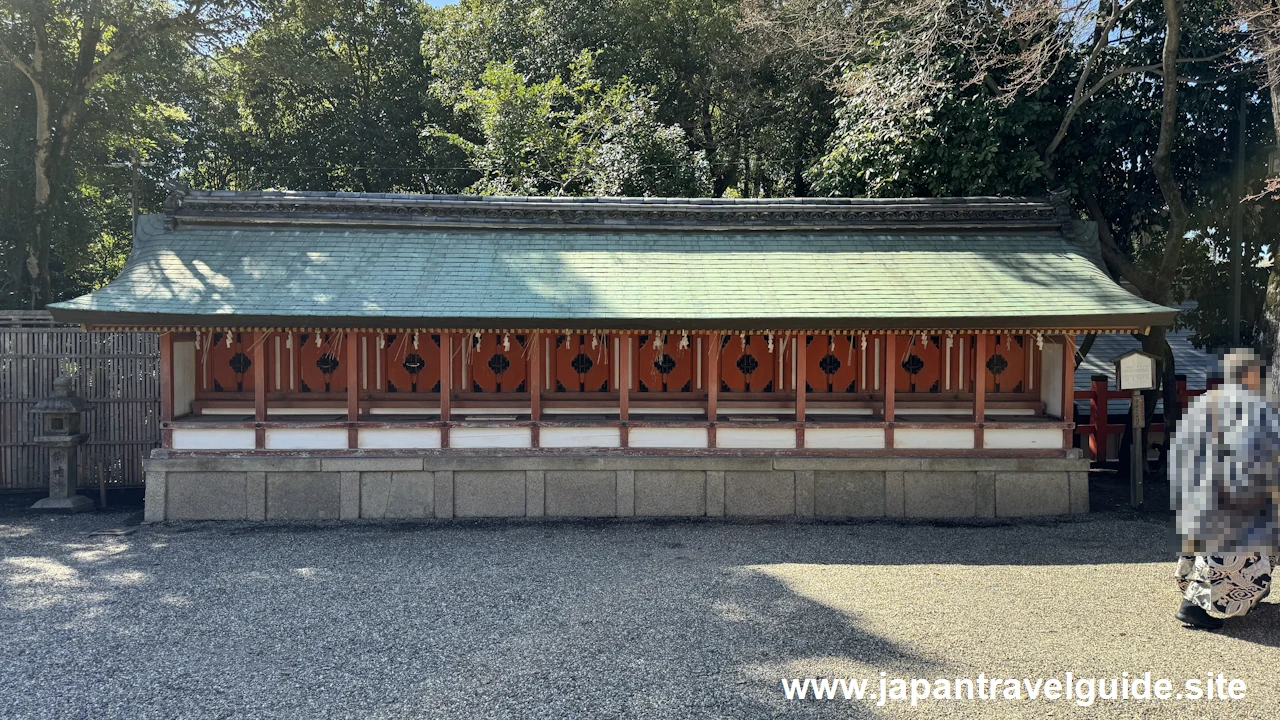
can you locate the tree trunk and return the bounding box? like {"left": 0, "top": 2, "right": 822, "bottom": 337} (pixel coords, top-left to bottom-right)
{"left": 28, "top": 77, "right": 53, "bottom": 308}
{"left": 1260, "top": 45, "right": 1280, "bottom": 399}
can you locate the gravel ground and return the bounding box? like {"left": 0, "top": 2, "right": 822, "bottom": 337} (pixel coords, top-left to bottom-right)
{"left": 2, "top": 507, "right": 1277, "bottom": 720}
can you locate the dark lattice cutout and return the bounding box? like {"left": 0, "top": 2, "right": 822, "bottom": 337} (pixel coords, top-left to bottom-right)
{"left": 736, "top": 353, "right": 759, "bottom": 392}
{"left": 819, "top": 354, "right": 841, "bottom": 375}
{"left": 213, "top": 379, "right": 225, "bottom": 392}
{"left": 212, "top": 332, "right": 225, "bottom": 346}
{"left": 721, "top": 335, "right": 732, "bottom": 348}
{"left": 806, "top": 381, "right": 814, "bottom": 392}
{"left": 680, "top": 380, "right": 691, "bottom": 392}
{"left": 514, "top": 381, "right": 526, "bottom": 392}
{"left": 431, "top": 334, "right": 440, "bottom": 347}
{"left": 571, "top": 352, "right": 594, "bottom": 392}
{"left": 571, "top": 353, "right": 594, "bottom": 375}
{"left": 556, "top": 335, "right": 565, "bottom": 348}
{"left": 403, "top": 353, "right": 425, "bottom": 392}
{"left": 986, "top": 353, "right": 1009, "bottom": 392}
{"left": 316, "top": 353, "right": 340, "bottom": 392}
{"left": 598, "top": 380, "right": 609, "bottom": 392}
{"left": 845, "top": 379, "right": 858, "bottom": 392}
{"left": 298, "top": 333, "right": 309, "bottom": 346}
{"left": 902, "top": 353, "right": 925, "bottom": 392}
{"left": 1012, "top": 381, "right": 1024, "bottom": 393}
{"left": 638, "top": 380, "right": 649, "bottom": 393}
{"left": 488, "top": 353, "right": 511, "bottom": 391}
{"left": 931, "top": 335, "right": 941, "bottom": 348}
{"left": 431, "top": 380, "right": 440, "bottom": 392}
{"left": 806, "top": 335, "right": 814, "bottom": 346}
{"left": 301, "top": 380, "right": 312, "bottom": 392}
{"left": 515, "top": 334, "right": 526, "bottom": 347}
{"left": 1014, "top": 335, "right": 1024, "bottom": 348}
{"left": 762, "top": 380, "right": 774, "bottom": 392}
{"left": 638, "top": 334, "right": 650, "bottom": 348}
{"left": 229, "top": 352, "right": 252, "bottom": 392}
{"left": 387, "top": 381, "right": 397, "bottom": 392}
{"left": 721, "top": 380, "right": 731, "bottom": 392}
{"left": 473, "top": 381, "right": 483, "bottom": 392}
{"left": 930, "top": 380, "right": 940, "bottom": 393}
{"left": 556, "top": 380, "right": 567, "bottom": 392}
{"left": 819, "top": 353, "right": 841, "bottom": 392}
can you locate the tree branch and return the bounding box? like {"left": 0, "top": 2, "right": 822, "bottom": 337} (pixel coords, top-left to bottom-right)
{"left": 0, "top": 38, "right": 38, "bottom": 84}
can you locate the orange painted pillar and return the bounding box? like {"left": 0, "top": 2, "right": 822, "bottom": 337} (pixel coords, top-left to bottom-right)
{"left": 160, "top": 332, "right": 175, "bottom": 448}
{"left": 253, "top": 332, "right": 267, "bottom": 449}
{"left": 884, "top": 333, "right": 896, "bottom": 449}
{"left": 346, "top": 331, "right": 359, "bottom": 448}
{"left": 974, "top": 333, "right": 988, "bottom": 450}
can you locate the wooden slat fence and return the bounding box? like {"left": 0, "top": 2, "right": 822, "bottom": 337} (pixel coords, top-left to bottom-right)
{"left": 1, "top": 311, "right": 159, "bottom": 491}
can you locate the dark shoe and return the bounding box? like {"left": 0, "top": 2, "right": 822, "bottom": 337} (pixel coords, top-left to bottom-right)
{"left": 1176, "top": 600, "right": 1225, "bottom": 630}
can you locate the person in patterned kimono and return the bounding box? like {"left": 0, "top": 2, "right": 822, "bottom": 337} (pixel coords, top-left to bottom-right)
{"left": 1171, "top": 349, "right": 1280, "bottom": 629}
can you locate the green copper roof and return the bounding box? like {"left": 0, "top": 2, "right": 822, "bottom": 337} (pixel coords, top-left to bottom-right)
{"left": 49, "top": 194, "right": 1176, "bottom": 331}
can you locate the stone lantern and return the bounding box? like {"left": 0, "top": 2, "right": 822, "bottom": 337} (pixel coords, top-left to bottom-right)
{"left": 31, "top": 374, "right": 93, "bottom": 513}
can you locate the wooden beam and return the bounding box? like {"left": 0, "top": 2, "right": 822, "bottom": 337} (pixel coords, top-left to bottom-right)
{"left": 884, "top": 333, "right": 895, "bottom": 449}
{"left": 529, "top": 332, "right": 542, "bottom": 421}
{"left": 619, "top": 335, "right": 631, "bottom": 448}
{"left": 795, "top": 334, "right": 807, "bottom": 422}
{"left": 160, "top": 332, "right": 174, "bottom": 448}
{"left": 1062, "top": 333, "right": 1076, "bottom": 448}
{"left": 253, "top": 332, "right": 267, "bottom": 449}
{"left": 439, "top": 333, "right": 452, "bottom": 424}
{"left": 346, "top": 331, "right": 359, "bottom": 448}
{"left": 706, "top": 334, "right": 720, "bottom": 448}
{"left": 974, "top": 332, "right": 988, "bottom": 450}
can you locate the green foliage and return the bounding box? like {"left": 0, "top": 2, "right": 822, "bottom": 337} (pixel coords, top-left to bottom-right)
{"left": 432, "top": 52, "right": 710, "bottom": 196}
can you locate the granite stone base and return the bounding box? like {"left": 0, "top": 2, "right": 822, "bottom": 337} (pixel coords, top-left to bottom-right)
{"left": 142, "top": 454, "right": 1090, "bottom": 522}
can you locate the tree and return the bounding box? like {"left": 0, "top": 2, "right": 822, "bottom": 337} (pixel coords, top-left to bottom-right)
{"left": 1, "top": 0, "right": 251, "bottom": 307}
{"left": 431, "top": 52, "right": 711, "bottom": 196}
{"left": 763, "top": 0, "right": 1250, "bottom": 434}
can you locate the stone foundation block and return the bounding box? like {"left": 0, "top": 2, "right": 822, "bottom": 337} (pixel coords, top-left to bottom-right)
{"left": 996, "top": 472, "right": 1070, "bottom": 517}
{"left": 814, "top": 471, "right": 885, "bottom": 518}
{"left": 634, "top": 470, "right": 706, "bottom": 517}
{"left": 1069, "top": 471, "right": 1090, "bottom": 514}
{"left": 724, "top": 471, "right": 795, "bottom": 516}
{"left": 168, "top": 471, "right": 248, "bottom": 520}
{"left": 266, "top": 472, "right": 340, "bottom": 520}
{"left": 545, "top": 471, "right": 616, "bottom": 517}
{"left": 453, "top": 471, "right": 525, "bottom": 517}
{"left": 904, "top": 472, "right": 976, "bottom": 518}
{"left": 385, "top": 471, "right": 434, "bottom": 518}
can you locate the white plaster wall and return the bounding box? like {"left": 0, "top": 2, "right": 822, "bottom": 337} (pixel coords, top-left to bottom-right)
{"left": 173, "top": 341, "right": 196, "bottom": 418}
{"left": 265, "top": 428, "right": 348, "bottom": 449}
{"left": 717, "top": 428, "right": 796, "bottom": 449}
{"left": 201, "top": 407, "right": 253, "bottom": 415}
{"left": 540, "top": 427, "right": 622, "bottom": 448}
{"left": 358, "top": 428, "right": 442, "bottom": 449}
{"left": 629, "top": 427, "right": 708, "bottom": 448}
{"left": 450, "top": 427, "right": 532, "bottom": 448}
{"left": 1041, "top": 339, "right": 1065, "bottom": 418}
{"left": 894, "top": 428, "right": 975, "bottom": 449}
{"left": 456, "top": 407, "right": 531, "bottom": 416}
{"left": 805, "top": 428, "right": 886, "bottom": 449}
{"left": 543, "top": 407, "right": 620, "bottom": 415}
{"left": 896, "top": 407, "right": 1035, "bottom": 416}
{"left": 172, "top": 428, "right": 256, "bottom": 450}
{"left": 983, "top": 428, "right": 1064, "bottom": 449}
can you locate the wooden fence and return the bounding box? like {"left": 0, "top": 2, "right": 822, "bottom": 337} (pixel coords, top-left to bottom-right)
{"left": 0, "top": 311, "right": 159, "bottom": 491}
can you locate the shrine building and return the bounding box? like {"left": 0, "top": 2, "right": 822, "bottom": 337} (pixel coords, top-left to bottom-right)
{"left": 49, "top": 190, "right": 1176, "bottom": 522}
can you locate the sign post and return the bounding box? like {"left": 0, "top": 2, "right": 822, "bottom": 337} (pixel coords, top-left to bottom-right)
{"left": 1114, "top": 350, "right": 1159, "bottom": 509}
